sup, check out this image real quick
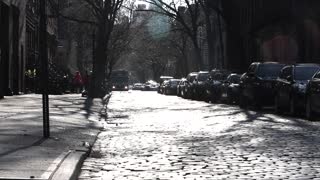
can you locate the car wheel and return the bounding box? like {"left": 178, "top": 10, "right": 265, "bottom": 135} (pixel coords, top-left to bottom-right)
{"left": 274, "top": 95, "right": 283, "bottom": 114}
{"left": 306, "top": 97, "right": 316, "bottom": 121}
{"left": 289, "top": 98, "right": 296, "bottom": 116}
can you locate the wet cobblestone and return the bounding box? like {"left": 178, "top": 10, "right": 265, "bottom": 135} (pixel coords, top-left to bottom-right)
{"left": 79, "top": 91, "right": 320, "bottom": 179}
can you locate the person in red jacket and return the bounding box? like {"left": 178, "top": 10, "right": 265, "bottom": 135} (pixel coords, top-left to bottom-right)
{"left": 73, "top": 71, "right": 83, "bottom": 93}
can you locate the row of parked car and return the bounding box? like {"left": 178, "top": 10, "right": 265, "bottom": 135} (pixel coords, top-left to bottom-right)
{"left": 132, "top": 80, "right": 159, "bottom": 91}
{"left": 158, "top": 62, "right": 320, "bottom": 121}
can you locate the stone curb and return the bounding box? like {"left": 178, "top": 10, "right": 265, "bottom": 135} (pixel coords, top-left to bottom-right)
{"left": 50, "top": 94, "right": 111, "bottom": 180}
{"left": 49, "top": 129, "right": 104, "bottom": 180}
{"left": 50, "top": 150, "right": 86, "bottom": 180}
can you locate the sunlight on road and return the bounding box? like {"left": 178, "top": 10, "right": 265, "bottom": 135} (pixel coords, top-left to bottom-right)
{"left": 79, "top": 91, "right": 320, "bottom": 180}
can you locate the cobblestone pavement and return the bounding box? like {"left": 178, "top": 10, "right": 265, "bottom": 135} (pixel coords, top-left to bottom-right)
{"left": 79, "top": 91, "right": 320, "bottom": 180}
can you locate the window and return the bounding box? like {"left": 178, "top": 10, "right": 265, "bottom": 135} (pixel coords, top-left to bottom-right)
{"left": 248, "top": 64, "right": 257, "bottom": 74}
{"left": 257, "top": 64, "right": 285, "bottom": 78}
{"left": 279, "top": 66, "right": 292, "bottom": 79}
{"left": 294, "top": 66, "right": 320, "bottom": 81}
{"left": 314, "top": 71, "right": 320, "bottom": 79}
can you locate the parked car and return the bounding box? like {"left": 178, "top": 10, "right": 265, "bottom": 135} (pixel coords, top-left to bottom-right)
{"left": 275, "top": 64, "right": 320, "bottom": 115}
{"left": 132, "top": 83, "right": 145, "bottom": 90}
{"left": 220, "top": 73, "right": 241, "bottom": 104}
{"left": 184, "top": 72, "right": 199, "bottom": 99}
{"left": 159, "top": 80, "right": 169, "bottom": 94}
{"left": 305, "top": 70, "right": 320, "bottom": 120}
{"left": 177, "top": 78, "right": 187, "bottom": 97}
{"left": 204, "top": 69, "right": 230, "bottom": 103}
{"left": 163, "top": 79, "right": 181, "bottom": 95}
{"left": 192, "top": 71, "right": 210, "bottom": 100}
{"left": 239, "top": 62, "right": 285, "bottom": 109}
{"left": 158, "top": 76, "right": 173, "bottom": 93}
{"left": 143, "top": 80, "right": 159, "bottom": 91}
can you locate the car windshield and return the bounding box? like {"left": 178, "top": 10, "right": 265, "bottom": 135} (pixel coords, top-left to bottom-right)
{"left": 188, "top": 75, "right": 197, "bottom": 82}
{"left": 228, "top": 75, "right": 240, "bottom": 83}
{"left": 256, "top": 64, "right": 284, "bottom": 78}
{"left": 170, "top": 81, "right": 179, "bottom": 85}
{"left": 213, "top": 73, "right": 229, "bottom": 81}
{"left": 198, "top": 73, "right": 209, "bottom": 81}
{"left": 294, "top": 66, "right": 320, "bottom": 80}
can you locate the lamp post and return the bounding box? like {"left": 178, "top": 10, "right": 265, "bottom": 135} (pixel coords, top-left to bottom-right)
{"left": 39, "top": 0, "right": 50, "bottom": 138}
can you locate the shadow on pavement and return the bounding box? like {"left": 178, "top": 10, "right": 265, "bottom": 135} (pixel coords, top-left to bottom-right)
{"left": 176, "top": 106, "right": 320, "bottom": 166}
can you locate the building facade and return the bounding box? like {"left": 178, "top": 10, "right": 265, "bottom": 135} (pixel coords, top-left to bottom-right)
{"left": 0, "top": 0, "right": 27, "bottom": 98}
{"left": 221, "top": 0, "right": 320, "bottom": 71}
{"left": 0, "top": 0, "right": 59, "bottom": 97}
{"left": 24, "top": 0, "right": 58, "bottom": 93}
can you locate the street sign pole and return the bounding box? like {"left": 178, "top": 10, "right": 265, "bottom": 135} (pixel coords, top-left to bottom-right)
{"left": 40, "top": 0, "right": 50, "bottom": 138}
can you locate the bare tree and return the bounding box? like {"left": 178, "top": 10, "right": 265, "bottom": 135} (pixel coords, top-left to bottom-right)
{"left": 80, "top": 0, "right": 127, "bottom": 97}
{"left": 49, "top": 0, "right": 129, "bottom": 97}
{"left": 106, "top": 15, "right": 133, "bottom": 79}
{"left": 143, "top": 0, "right": 203, "bottom": 70}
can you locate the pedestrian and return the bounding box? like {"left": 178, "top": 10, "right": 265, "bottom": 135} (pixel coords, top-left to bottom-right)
{"left": 72, "top": 71, "right": 83, "bottom": 93}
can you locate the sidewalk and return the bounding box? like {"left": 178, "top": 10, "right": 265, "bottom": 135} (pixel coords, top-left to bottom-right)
{"left": 0, "top": 94, "right": 106, "bottom": 180}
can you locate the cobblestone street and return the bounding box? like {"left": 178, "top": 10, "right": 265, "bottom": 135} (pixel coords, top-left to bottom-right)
{"left": 79, "top": 91, "right": 320, "bottom": 180}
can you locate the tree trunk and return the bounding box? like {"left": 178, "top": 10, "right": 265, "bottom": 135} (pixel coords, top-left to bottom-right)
{"left": 89, "top": 23, "right": 108, "bottom": 98}
{"left": 217, "top": 8, "right": 225, "bottom": 69}
{"left": 192, "top": 39, "right": 202, "bottom": 71}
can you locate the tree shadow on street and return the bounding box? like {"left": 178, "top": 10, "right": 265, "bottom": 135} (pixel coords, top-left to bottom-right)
{"left": 176, "top": 105, "right": 320, "bottom": 172}
{"left": 0, "top": 95, "right": 103, "bottom": 161}
{"left": 83, "top": 97, "right": 94, "bottom": 119}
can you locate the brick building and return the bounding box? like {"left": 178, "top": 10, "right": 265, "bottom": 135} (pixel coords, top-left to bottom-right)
{"left": 0, "top": 0, "right": 59, "bottom": 97}
{"left": 0, "top": 0, "right": 27, "bottom": 98}
{"left": 25, "top": 0, "right": 58, "bottom": 93}
{"left": 221, "top": 0, "right": 320, "bottom": 71}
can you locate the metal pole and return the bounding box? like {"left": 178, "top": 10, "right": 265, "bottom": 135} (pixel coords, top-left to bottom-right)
{"left": 40, "top": 0, "right": 50, "bottom": 138}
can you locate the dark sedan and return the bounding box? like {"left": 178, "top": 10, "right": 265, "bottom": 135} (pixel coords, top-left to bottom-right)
{"left": 184, "top": 72, "right": 199, "bottom": 99}
{"left": 177, "top": 78, "right": 187, "bottom": 97}
{"left": 204, "top": 69, "right": 230, "bottom": 103}
{"left": 163, "top": 79, "right": 181, "bottom": 95}
{"left": 158, "top": 76, "right": 173, "bottom": 93}
{"left": 275, "top": 64, "right": 320, "bottom": 115}
{"left": 220, "top": 73, "right": 241, "bottom": 104}
{"left": 192, "top": 71, "right": 210, "bottom": 100}
{"left": 239, "top": 62, "right": 285, "bottom": 109}
{"left": 306, "top": 70, "right": 320, "bottom": 120}
{"left": 159, "top": 80, "right": 169, "bottom": 94}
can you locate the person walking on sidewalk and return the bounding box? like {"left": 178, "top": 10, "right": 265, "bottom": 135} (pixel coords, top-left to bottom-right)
{"left": 73, "top": 71, "right": 83, "bottom": 93}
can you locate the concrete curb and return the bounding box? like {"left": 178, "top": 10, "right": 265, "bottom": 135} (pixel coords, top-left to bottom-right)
{"left": 50, "top": 151, "right": 86, "bottom": 180}
{"left": 49, "top": 130, "right": 103, "bottom": 180}
{"left": 50, "top": 95, "right": 111, "bottom": 180}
